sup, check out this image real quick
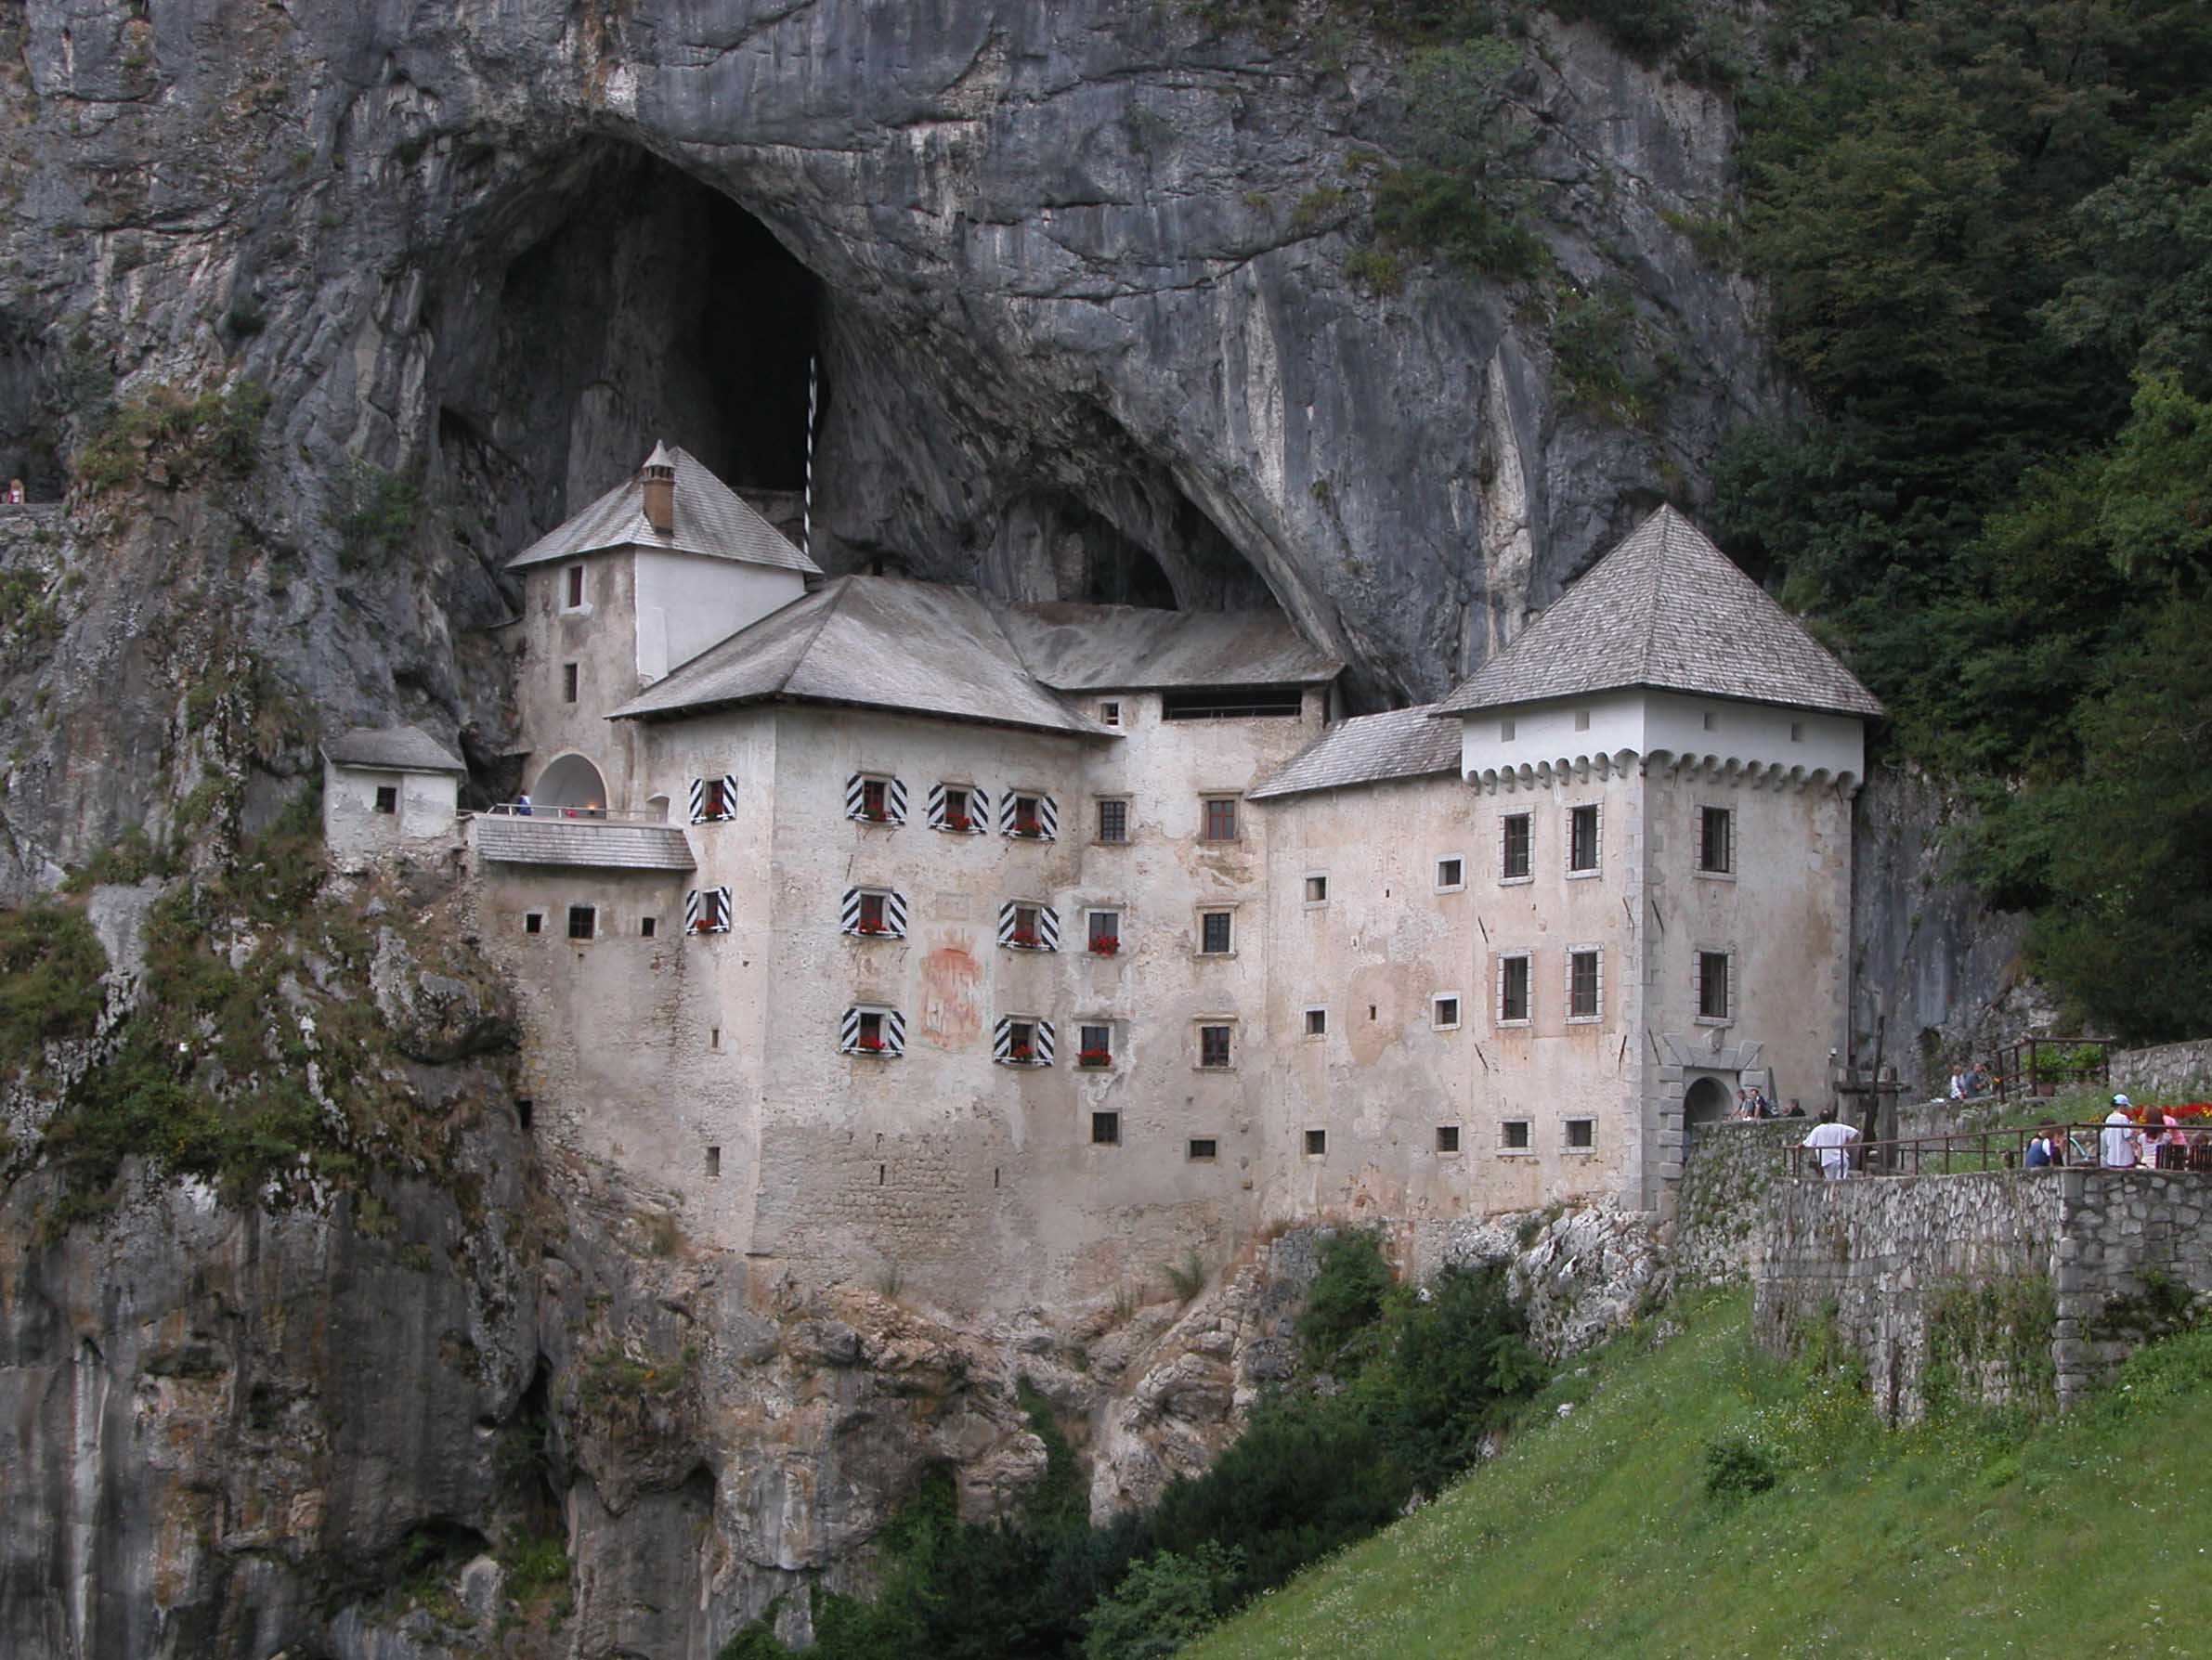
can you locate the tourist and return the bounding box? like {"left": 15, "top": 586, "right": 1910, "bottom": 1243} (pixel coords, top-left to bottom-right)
{"left": 5, "top": 478, "right": 22, "bottom": 505}
{"left": 1784, "top": 1098, "right": 1806, "bottom": 1118}
{"left": 1803, "top": 1109, "right": 1859, "bottom": 1180}
{"left": 1966, "top": 1063, "right": 1988, "bottom": 1098}
{"left": 2151, "top": 1106, "right": 2187, "bottom": 1171}
{"left": 514, "top": 792, "right": 533, "bottom": 816}
{"left": 2101, "top": 1096, "right": 2140, "bottom": 1169}
{"left": 1948, "top": 1070, "right": 1967, "bottom": 1101}
{"left": 2024, "top": 1126, "right": 2058, "bottom": 1169}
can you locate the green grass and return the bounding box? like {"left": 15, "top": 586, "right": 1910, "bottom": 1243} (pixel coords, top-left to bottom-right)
{"left": 1191, "top": 1290, "right": 2212, "bottom": 1659}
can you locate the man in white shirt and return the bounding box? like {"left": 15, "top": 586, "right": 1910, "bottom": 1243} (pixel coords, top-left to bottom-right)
{"left": 2101, "top": 1096, "right": 2140, "bottom": 1169}
{"left": 1803, "top": 1109, "right": 1860, "bottom": 1180}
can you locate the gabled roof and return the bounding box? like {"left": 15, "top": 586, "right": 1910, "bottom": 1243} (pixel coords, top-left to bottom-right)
{"left": 1433, "top": 507, "right": 1884, "bottom": 720}
{"left": 608, "top": 577, "right": 1112, "bottom": 738}
{"left": 321, "top": 724, "right": 466, "bottom": 774}
{"left": 1002, "top": 603, "right": 1343, "bottom": 691}
{"left": 505, "top": 443, "right": 823, "bottom": 577}
{"left": 1249, "top": 705, "right": 1463, "bottom": 800}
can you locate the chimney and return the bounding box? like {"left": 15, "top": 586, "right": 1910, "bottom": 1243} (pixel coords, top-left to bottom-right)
{"left": 640, "top": 441, "right": 676, "bottom": 536}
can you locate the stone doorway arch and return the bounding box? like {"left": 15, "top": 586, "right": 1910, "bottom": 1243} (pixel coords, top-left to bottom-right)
{"left": 1684, "top": 1074, "right": 1734, "bottom": 1133}
{"left": 534, "top": 752, "right": 609, "bottom": 812}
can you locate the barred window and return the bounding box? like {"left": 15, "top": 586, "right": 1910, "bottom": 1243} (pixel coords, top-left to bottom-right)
{"left": 1502, "top": 813, "right": 1531, "bottom": 880}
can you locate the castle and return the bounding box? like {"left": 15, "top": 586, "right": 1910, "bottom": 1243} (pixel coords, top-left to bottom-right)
{"left": 324, "top": 445, "right": 1880, "bottom": 1311}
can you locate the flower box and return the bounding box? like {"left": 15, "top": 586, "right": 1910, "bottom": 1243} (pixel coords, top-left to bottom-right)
{"left": 1010, "top": 820, "right": 1046, "bottom": 839}
{"left": 1078, "top": 1049, "right": 1113, "bottom": 1069}
{"left": 1089, "top": 938, "right": 1119, "bottom": 957}
{"left": 1008, "top": 1046, "right": 1035, "bottom": 1063}
{"left": 943, "top": 813, "right": 974, "bottom": 833}
{"left": 1008, "top": 928, "right": 1042, "bottom": 949}
{"left": 859, "top": 807, "right": 893, "bottom": 824}
{"left": 855, "top": 923, "right": 895, "bottom": 937}
{"left": 854, "top": 1035, "right": 887, "bottom": 1054}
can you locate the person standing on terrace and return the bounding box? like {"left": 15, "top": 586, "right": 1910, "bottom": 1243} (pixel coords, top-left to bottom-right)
{"left": 2101, "top": 1096, "right": 2141, "bottom": 1169}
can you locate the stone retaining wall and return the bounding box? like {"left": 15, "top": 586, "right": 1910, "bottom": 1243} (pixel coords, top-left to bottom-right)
{"left": 1672, "top": 1120, "right": 1803, "bottom": 1284}
{"left": 2110, "top": 1038, "right": 2212, "bottom": 1098}
{"left": 1753, "top": 1169, "right": 2212, "bottom": 1420}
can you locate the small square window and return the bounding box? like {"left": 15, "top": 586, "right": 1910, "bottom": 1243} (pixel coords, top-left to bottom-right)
{"left": 1088, "top": 911, "right": 1121, "bottom": 954}
{"left": 1433, "top": 995, "right": 1461, "bottom": 1030}
{"left": 1304, "top": 874, "right": 1328, "bottom": 904}
{"left": 566, "top": 564, "right": 585, "bottom": 608}
{"left": 1436, "top": 856, "right": 1464, "bottom": 891}
{"left": 1079, "top": 1024, "right": 1113, "bottom": 1068}
{"left": 372, "top": 785, "right": 397, "bottom": 814}
{"left": 1304, "top": 1007, "right": 1327, "bottom": 1038}
{"left": 1501, "top": 1120, "right": 1531, "bottom": 1151}
{"left": 523, "top": 912, "right": 543, "bottom": 936}
{"left": 1200, "top": 911, "right": 1233, "bottom": 954}
{"left": 1566, "top": 1118, "right": 1596, "bottom": 1150}
{"left": 856, "top": 1011, "right": 883, "bottom": 1047}
{"left": 861, "top": 778, "right": 890, "bottom": 820}
{"left": 1199, "top": 1024, "right": 1232, "bottom": 1069}
{"left": 1499, "top": 954, "right": 1531, "bottom": 1023}
{"left": 1574, "top": 709, "right": 1591, "bottom": 732}
{"left": 1099, "top": 699, "right": 1122, "bottom": 727}
{"left": 1091, "top": 1111, "right": 1121, "bottom": 1147}
{"left": 1007, "top": 1019, "right": 1038, "bottom": 1061}
{"left": 1789, "top": 720, "right": 1804, "bottom": 743}
{"left": 1499, "top": 719, "right": 1516, "bottom": 742}
{"left": 1436, "top": 1125, "right": 1461, "bottom": 1154}
{"left": 1010, "top": 794, "right": 1045, "bottom": 836}
{"left": 1702, "top": 710, "right": 1717, "bottom": 732}
{"left": 562, "top": 662, "right": 579, "bottom": 703}
{"left": 1569, "top": 949, "right": 1600, "bottom": 1019}
{"left": 1501, "top": 813, "right": 1531, "bottom": 881}
{"left": 941, "top": 785, "right": 971, "bottom": 830}
{"left": 706, "top": 1144, "right": 722, "bottom": 1179}
{"left": 859, "top": 892, "right": 889, "bottom": 933}
{"left": 1699, "top": 807, "right": 1734, "bottom": 875}
{"left": 1698, "top": 950, "right": 1732, "bottom": 1021}
{"left": 1188, "top": 1137, "right": 1217, "bottom": 1161}
{"left": 1304, "top": 1129, "right": 1327, "bottom": 1157}
{"left": 641, "top": 916, "right": 657, "bottom": 939}
{"left": 1568, "top": 804, "right": 1599, "bottom": 874}
{"left": 709, "top": 1027, "right": 722, "bottom": 1050}
{"left": 1097, "top": 798, "right": 1128, "bottom": 844}
{"left": 1201, "top": 797, "right": 1239, "bottom": 842}
{"left": 700, "top": 777, "right": 735, "bottom": 820}
{"left": 566, "top": 905, "right": 596, "bottom": 941}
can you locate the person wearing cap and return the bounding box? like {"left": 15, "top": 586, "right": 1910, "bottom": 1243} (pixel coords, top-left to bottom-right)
{"left": 2101, "top": 1096, "right": 2141, "bottom": 1169}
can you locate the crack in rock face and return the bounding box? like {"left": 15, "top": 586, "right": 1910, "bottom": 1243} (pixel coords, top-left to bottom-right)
{"left": 0, "top": 0, "right": 1769, "bottom": 895}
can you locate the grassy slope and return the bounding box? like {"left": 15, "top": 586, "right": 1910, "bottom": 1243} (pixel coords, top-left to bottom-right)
{"left": 1192, "top": 1290, "right": 2212, "bottom": 1659}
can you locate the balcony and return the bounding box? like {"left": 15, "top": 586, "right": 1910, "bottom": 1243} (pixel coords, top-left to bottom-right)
{"left": 470, "top": 805, "right": 695, "bottom": 871}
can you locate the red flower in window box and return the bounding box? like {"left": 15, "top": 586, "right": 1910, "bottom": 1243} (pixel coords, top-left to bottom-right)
{"left": 859, "top": 806, "right": 892, "bottom": 824}
{"left": 855, "top": 920, "right": 894, "bottom": 937}
{"left": 1078, "top": 1048, "right": 1113, "bottom": 1069}
{"left": 943, "top": 812, "right": 974, "bottom": 833}
{"left": 1008, "top": 926, "right": 1041, "bottom": 949}
{"left": 1008, "top": 1044, "right": 1035, "bottom": 1063}
{"left": 1010, "top": 817, "right": 1045, "bottom": 838}
{"left": 854, "top": 1033, "right": 887, "bottom": 1054}
{"left": 690, "top": 917, "right": 718, "bottom": 935}
{"left": 1089, "top": 937, "right": 1119, "bottom": 957}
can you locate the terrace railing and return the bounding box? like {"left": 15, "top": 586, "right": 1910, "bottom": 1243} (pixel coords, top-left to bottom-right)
{"left": 1995, "top": 1037, "right": 2114, "bottom": 1100}
{"left": 1781, "top": 1121, "right": 2212, "bottom": 1180}
{"left": 478, "top": 802, "right": 670, "bottom": 825}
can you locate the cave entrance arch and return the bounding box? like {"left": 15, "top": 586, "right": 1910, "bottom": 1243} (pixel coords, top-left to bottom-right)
{"left": 533, "top": 753, "right": 609, "bottom": 814}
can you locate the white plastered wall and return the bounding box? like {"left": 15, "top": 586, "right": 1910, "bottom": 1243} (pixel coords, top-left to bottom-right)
{"left": 632, "top": 551, "right": 807, "bottom": 681}
{"left": 321, "top": 759, "right": 459, "bottom": 862}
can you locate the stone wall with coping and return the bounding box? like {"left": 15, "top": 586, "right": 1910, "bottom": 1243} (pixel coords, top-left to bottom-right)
{"left": 2110, "top": 1038, "right": 2212, "bottom": 1098}
{"left": 1671, "top": 1119, "right": 1801, "bottom": 1284}
{"left": 1752, "top": 1169, "right": 2212, "bottom": 1420}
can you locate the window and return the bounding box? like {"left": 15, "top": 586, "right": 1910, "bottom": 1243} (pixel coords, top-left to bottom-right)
{"left": 1099, "top": 699, "right": 1122, "bottom": 727}
{"left": 1697, "top": 950, "right": 1732, "bottom": 1022}
{"left": 1188, "top": 1137, "right": 1218, "bottom": 1161}
{"left": 516, "top": 1098, "right": 534, "bottom": 1131}
{"left": 1096, "top": 798, "right": 1128, "bottom": 844}
{"left": 1501, "top": 1119, "right": 1531, "bottom": 1151}
{"left": 523, "top": 912, "right": 543, "bottom": 936}
{"left": 692, "top": 774, "right": 736, "bottom": 824}
{"left": 1789, "top": 720, "right": 1804, "bottom": 743}
{"left": 842, "top": 1005, "right": 906, "bottom": 1057}
{"left": 1568, "top": 949, "right": 1601, "bottom": 1020}
{"left": 1304, "top": 1129, "right": 1327, "bottom": 1157}
{"left": 1435, "top": 856, "right": 1464, "bottom": 891}
{"left": 566, "top": 905, "right": 596, "bottom": 940}
{"left": 1433, "top": 994, "right": 1461, "bottom": 1030}
{"left": 1079, "top": 1023, "right": 1113, "bottom": 1068}
{"left": 847, "top": 773, "right": 906, "bottom": 825}
{"left": 1200, "top": 911, "right": 1233, "bottom": 955}
{"left": 1008, "top": 794, "right": 1047, "bottom": 837}
{"left": 1086, "top": 910, "right": 1122, "bottom": 955}
{"left": 1702, "top": 710, "right": 1717, "bottom": 731}
{"left": 842, "top": 886, "right": 912, "bottom": 939}
{"left": 566, "top": 564, "right": 585, "bottom": 608}
{"left": 1574, "top": 709, "right": 1591, "bottom": 732}
{"left": 562, "top": 663, "right": 579, "bottom": 703}
{"left": 1568, "top": 804, "right": 1599, "bottom": 874}
{"left": 1698, "top": 807, "right": 1733, "bottom": 875}
{"left": 1305, "top": 1007, "right": 1327, "bottom": 1038}
{"left": 373, "top": 785, "right": 397, "bottom": 814}
{"left": 686, "top": 888, "right": 733, "bottom": 935}
{"left": 641, "top": 916, "right": 657, "bottom": 940}
{"left": 1498, "top": 953, "right": 1531, "bottom": 1024}
{"left": 1200, "top": 797, "right": 1239, "bottom": 842}
{"left": 929, "top": 783, "right": 984, "bottom": 833}
{"left": 1304, "top": 874, "right": 1328, "bottom": 904}
{"left": 1199, "top": 1024, "right": 1233, "bottom": 1070}
{"left": 994, "top": 1016, "right": 1054, "bottom": 1065}
{"left": 1501, "top": 813, "right": 1531, "bottom": 880}
{"left": 1499, "top": 719, "right": 1516, "bottom": 742}
{"left": 709, "top": 1027, "right": 722, "bottom": 1050}
{"left": 706, "top": 1145, "right": 722, "bottom": 1178}
{"left": 1092, "top": 1111, "right": 1121, "bottom": 1146}
{"left": 1565, "top": 1118, "right": 1596, "bottom": 1150}
{"left": 1436, "top": 1125, "right": 1461, "bottom": 1153}
{"left": 1000, "top": 901, "right": 1058, "bottom": 951}
{"left": 1162, "top": 686, "right": 1302, "bottom": 720}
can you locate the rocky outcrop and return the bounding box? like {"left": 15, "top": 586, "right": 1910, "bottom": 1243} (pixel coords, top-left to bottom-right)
{"left": 0, "top": 0, "right": 1770, "bottom": 897}
{"left": 1441, "top": 1203, "right": 1668, "bottom": 1358}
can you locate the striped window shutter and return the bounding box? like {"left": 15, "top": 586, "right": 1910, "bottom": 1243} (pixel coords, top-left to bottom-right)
{"left": 1036, "top": 794, "right": 1058, "bottom": 839}
{"left": 845, "top": 774, "right": 867, "bottom": 819}
{"left": 719, "top": 773, "right": 737, "bottom": 820}
{"left": 888, "top": 777, "right": 908, "bottom": 822}
{"left": 992, "top": 1016, "right": 1015, "bottom": 1062}
{"left": 685, "top": 888, "right": 731, "bottom": 934}
{"left": 841, "top": 1006, "right": 861, "bottom": 1050}
{"left": 1034, "top": 1018, "right": 1055, "bottom": 1064}
{"left": 992, "top": 1017, "right": 1056, "bottom": 1064}
{"left": 1036, "top": 906, "right": 1060, "bottom": 950}
{"left": 926, "top": 782, "right": 946, "bottom": 828}
{"left": 689, "top": 776, "right": 738, "bottom": 824}
{"left": 841, "top": 888, "right": 908, "bottom": 938}
{"left": 883, "top": 1008, "right": 906, "bottom": 1055}
{"left": 847, "top": 774, "right": 905, "bottom": 823}
{"left": 688, "top": 778, "right": 707, "bottom": 824}
{"left": 997, "top": 901, "right": 1059, "bottom": 950}
{"left": 839, "top": 1007, "right": 907, "bottom": 1057}
{"left": 926, "top": 784, "right": 991, "bottom": 833}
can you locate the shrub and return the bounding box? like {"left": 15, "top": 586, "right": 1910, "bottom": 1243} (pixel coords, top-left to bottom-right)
{"left": 1299, "top": 1228, "right": 1394, "bottom": 1371}
{"left": 1701, "top": 1433, "right": 1779, "bottom": 1499}
{"left": 1164, "top": 1247, "right": 1206, "bottom": 1303}
{"left": 1346, "top": 247, "right": 1406, "bottom": 295}
{"left": 72, "top": 381, "right": 269, "bottom": 493}
{"left": 1082, "top": 1541, "right": 1243, "bottom": 1660}
{"left": 0, "top": 903, "right": 108, "bottom": 1080}
{"left": 328, "top": 458, "right": 422, "bottom": 572}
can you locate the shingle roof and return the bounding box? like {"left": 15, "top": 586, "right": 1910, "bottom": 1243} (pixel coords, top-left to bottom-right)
{"left": 473, "top": 818, "right": 696, "bottom": 870}
{"left": 1002, "top": 603, "right": 1343, "bottom": 691}
{"left": 608, "top": 577, "right": 1112, "bottom": 738}
{"left": 1249, "top": 705, "right": 1464, "bottom": 800}
{"left": 321, "top": 724, "right": 467, "bottom": 773}
{"left": 505, "top": 443, "right": 823, "bottom": 577}
{"left": 1434, "top": 507, "right": 1884, "bottom": 720}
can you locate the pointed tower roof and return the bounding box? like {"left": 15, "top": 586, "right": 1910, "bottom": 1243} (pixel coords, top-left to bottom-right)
{"left": 505, "top": 444, "right": 821, "bottom": 577}
{"left": 1434, "top": 507, "right": 1883, "bottom": 720}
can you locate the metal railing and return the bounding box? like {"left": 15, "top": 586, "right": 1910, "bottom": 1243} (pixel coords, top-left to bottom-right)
{"left": 477, "top": 802, "right": 673, "bottom": 825}
{"left": 1995, "top": 1037, "right": 2114, "bottom": 1100}
{"left": 1783, "top": 1121, "right": 2212, "bottom": 1179}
